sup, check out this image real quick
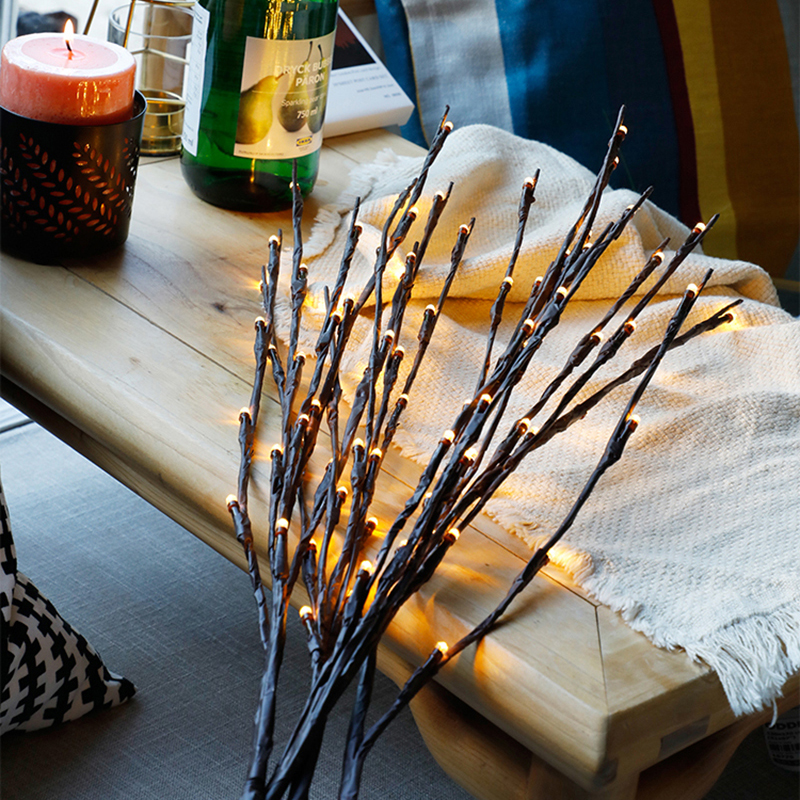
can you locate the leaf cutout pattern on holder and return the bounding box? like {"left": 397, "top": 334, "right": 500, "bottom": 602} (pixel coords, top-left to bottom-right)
{"left": 0, "top": 131, "right": 139, "bottom": 246}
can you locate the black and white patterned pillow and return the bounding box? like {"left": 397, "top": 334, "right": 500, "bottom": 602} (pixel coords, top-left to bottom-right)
{"left": 0, "top": 474, "right": 135, "bottom": 735}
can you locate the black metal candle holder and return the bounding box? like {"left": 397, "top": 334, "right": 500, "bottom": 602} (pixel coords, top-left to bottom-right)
{"left": 0, "top": 90, "right": 146, "bottom": 264}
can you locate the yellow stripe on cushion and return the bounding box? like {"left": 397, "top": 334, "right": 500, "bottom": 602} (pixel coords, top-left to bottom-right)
{"left": 672, "top": 0, "right": 737, "bottom": 261}
{"left": 709, "top": 0, "right": 799, "bottom": 278}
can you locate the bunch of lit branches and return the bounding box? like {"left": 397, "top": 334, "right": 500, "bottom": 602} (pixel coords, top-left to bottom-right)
{"left": 226, "top": 109, "right": 740, "bottom": 800}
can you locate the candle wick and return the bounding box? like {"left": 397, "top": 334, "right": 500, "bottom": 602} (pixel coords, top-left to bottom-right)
{"left": 66, "top": 39, "right": 73, "bottom": 54}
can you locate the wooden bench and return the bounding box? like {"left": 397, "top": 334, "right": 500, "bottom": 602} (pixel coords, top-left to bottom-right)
{"left": 1, "top": 130, "right": 796, "bottom": 799}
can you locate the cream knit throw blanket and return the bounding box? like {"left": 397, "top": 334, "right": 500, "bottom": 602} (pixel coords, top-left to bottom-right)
{"left": 292, "top": 125, "right": 799, "bottom": 716}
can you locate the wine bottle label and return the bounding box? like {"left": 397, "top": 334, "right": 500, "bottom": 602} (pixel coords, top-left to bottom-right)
{"left": 232, "top": 33, "right": 335, "bottom": 160}
{"left": 181, "top": 3, "right": 210, "bottom": 157}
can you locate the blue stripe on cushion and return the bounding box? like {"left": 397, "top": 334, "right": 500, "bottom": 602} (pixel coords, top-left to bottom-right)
{"left": 496, "top": 0, "right": 682, "bottom": 218}
{"left": 495, "top": 0, "right": 612, "bottom": 171}
{"left": 596, "top": 0, "right": 681, "bottom": 217}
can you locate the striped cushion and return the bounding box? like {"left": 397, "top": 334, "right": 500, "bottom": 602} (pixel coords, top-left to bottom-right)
{"left": 374, "top": 0, "right": 799, "bottom": 300}
{"left": 0, "top": 475, "right": 135, "bottom": 735}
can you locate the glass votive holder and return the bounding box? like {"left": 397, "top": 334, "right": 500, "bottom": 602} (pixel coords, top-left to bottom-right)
{"left": 108, "top": 3, "right": 193, "bottom": 156}
{"left": 0, "top": 91, "right": 146, "bottom": 264}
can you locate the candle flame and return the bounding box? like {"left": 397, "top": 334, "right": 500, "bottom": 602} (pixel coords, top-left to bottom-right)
{"left": 63, "top": 20, "right": 75, "bottom": 53}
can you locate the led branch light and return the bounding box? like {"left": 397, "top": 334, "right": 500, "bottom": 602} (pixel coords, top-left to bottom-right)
{"left": 225, "top": 107, "right": 742, "bottom": 800}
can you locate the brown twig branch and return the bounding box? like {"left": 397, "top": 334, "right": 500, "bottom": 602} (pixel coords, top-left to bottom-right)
{"left": 226, "top": 111, "right": 738, "bottom": 800}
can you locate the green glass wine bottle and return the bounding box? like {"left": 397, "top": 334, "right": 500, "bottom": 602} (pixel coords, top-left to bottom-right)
{"left": 180, "top": 0, "right": 338, "bottom": 211}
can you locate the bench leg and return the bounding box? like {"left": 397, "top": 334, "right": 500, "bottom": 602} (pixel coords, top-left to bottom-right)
{"left": 526, "top": 757, "right": 638, "bottom": 800}
{"left": 379, "top": 645, "right": 640, "bottom": 800}
{"left": 378, "top": 647, "right": 533, "bottom": 800}
{"left": 635, "top": 689, "right": 798, "bottom": 800}
{"left": 635, "top": 712, "right": 763, "bottom": 800}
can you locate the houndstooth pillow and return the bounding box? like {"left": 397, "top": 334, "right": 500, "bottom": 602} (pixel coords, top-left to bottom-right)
{"left": 0, "top": 474, "right": 135, "bottom": 734}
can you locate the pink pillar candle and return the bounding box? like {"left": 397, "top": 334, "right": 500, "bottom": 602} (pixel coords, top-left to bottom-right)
{"left": 0, "top": 32, "right": 136, "bottom": 125}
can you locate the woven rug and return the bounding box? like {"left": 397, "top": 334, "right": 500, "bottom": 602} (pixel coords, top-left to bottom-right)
{"left": 287, "top": 124, "right": 799, "bottom": 717}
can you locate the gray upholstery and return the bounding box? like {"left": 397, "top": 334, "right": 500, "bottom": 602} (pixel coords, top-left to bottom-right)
{"left": 0, "top": 415, "right": 796, "bottom": 799}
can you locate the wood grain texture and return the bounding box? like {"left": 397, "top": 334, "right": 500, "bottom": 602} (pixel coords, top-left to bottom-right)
{"left": 0, "top": 246, "right": 610, "bottom": 782}
{"left": 2, "top": 132, "right": 792, "bottom": 799}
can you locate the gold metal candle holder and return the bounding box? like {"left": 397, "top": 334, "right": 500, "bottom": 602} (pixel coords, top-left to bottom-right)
{"left": 104, "top": 0, "right": 194, "bottom": 156}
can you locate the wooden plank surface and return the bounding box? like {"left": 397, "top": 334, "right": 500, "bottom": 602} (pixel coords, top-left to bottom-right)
{"left": 0, "top": 131, "right": 775, "bottom": 795}
{"left": 0, "top": 223, "right": 611, "bottom": 783}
